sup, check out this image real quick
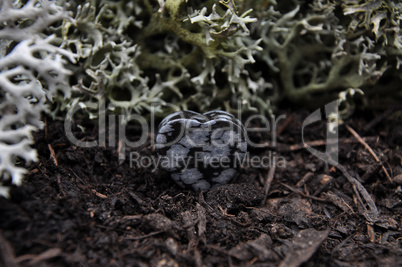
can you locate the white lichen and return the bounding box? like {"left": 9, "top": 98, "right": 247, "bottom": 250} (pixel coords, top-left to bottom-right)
{"left": 0, "top": 0, "right": 75, "bottom": 197}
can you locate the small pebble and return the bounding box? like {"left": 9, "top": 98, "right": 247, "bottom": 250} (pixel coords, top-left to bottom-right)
{"left": 156, "top": 110, "right": 247, "bottom": 191}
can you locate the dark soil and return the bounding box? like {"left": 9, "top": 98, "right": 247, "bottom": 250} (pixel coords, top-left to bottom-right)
{"left": 0, "top": 108, "right": 401, "bottom": 266}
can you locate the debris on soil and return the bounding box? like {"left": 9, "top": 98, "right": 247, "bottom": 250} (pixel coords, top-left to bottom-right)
{"left": 0, "top": 108, "right": 401, "bottom": 266}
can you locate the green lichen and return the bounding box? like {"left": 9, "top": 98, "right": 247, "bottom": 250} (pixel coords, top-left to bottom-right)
{"left": 255, "top": 0, "right": 401, "bottom": 107}
{"left": 60, "top": 0, "right": 401, "bottom": 118}
{"left": 60, "top": 0, "right": 269, "bottom": 118}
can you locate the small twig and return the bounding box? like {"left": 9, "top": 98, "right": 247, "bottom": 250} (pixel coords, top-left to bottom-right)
{"left": 323, "top": 191, "right": 355, "bottom": 215}
{"left": 261, "top": 155, "right": 276, "bottom": 205}
{"left": 276, "top": 181, "right": 327, "bottom": 202}
{"left": 367, "top": 224, "right": 375, "bottom": 243}
{"left": 345, "top": 124, "right": 392, "bottom": 183}
{"left": 218, "top": 205, "right": 235, "bottom": 217}
{"left": 124, "top": 231, "right": 164, "bottom": 240}
{"left": 197, "top": 192, "right": 222, "bottom": 220}
{"left": 296, "top": 172, "right": 314, "bottom": 188}
{"left": 277, "top": 113, "right": 294, "bottom": 135}
{"left": 206, "top": 244, "right": 230, "bottom": 256}
{"left": 229, "top": 218, "right": 252, "bottom": 227}
{"left": 15, "top": 248, "right": 62, "bottom": 265}
{"left": 323, "top": 154, "right": 379, "bottom": 222}
{"left": 48, "top": 144, "right": 58, "bottom": 166}
{"left": 91, "top": 189, "right": 107, "bottom": 199}
{"left": 248, "top": 257, "right": 258, "bottom": 266}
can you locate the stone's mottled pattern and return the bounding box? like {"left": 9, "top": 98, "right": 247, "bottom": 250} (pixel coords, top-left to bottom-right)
{"left": 156, "top": 110, "right": 247, "bottom": 191}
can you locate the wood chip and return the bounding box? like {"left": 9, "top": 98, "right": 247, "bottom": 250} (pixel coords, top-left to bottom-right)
{"left": 279, "top": 228, "right": 330, "bottom": 267}
{"left": 323, "top": 191, "right": 355, "bottom": 215}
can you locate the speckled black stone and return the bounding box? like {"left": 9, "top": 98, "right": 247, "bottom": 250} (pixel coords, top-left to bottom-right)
{"left": 155, "top": 110, "right": 247, "bottom": 191}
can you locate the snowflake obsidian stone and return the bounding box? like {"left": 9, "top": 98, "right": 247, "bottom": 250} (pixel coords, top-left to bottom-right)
{"left": 156, "top": 110, "right": 247, "bottom": 191}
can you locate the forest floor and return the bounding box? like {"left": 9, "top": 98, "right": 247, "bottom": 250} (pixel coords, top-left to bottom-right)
{"left": 0, "top": 106, "right": 401, "bottom": 266}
